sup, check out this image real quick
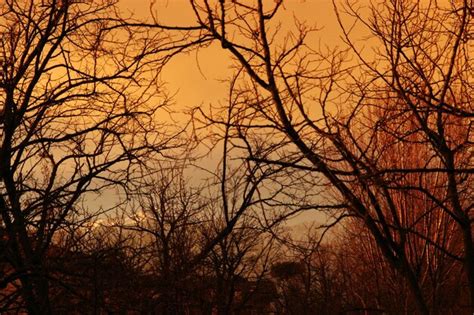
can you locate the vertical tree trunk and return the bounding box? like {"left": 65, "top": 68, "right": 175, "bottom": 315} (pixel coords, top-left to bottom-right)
{"left": 462, "top": 224, "right": 474, "bottom": 312}
{"left": 404, "top": 268, "right": 430, "bottom": 315}
{"left": 21, "top": 273, "right": 51, "bottom": 315}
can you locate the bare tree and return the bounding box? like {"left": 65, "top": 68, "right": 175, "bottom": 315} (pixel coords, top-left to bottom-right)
{"left": 118, "top": 160, "right": 204, "bottom": 314}
{"left": 270, "top": 228, "right": 344, "bottom": 315}
{"left": 334, "top": 0, "right": 473, "bottom": 310}
{"left": 118, "top": 127, "right": 285, "bottom": 314}
{"left": 152, "top": 0, "right": 474, "bottom": 313}
{"left": 199, "top": 206, "right": 277, "bottom": 315}
{"left": 0, "top": 0, "right": 190, "bottom": 312}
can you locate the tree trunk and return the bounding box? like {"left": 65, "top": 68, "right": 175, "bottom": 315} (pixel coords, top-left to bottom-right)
{"left": 21, "top": 273, "right": 51, "bottom": 314}
{"left": 402, "top": 260, "right": 430, "bottom": 315}
{"left": 462, "top": 223, "right": 474, "bottom": 312}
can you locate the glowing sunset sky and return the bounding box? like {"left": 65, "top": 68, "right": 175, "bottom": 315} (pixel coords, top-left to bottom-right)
{"left": 110, "top": 1, "right": 355, "bottom": 228}
{"left": 119, "top": 0, "right": 344, "bottom": 109}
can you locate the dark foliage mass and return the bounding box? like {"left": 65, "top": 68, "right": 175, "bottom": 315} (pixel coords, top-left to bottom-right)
{"left": 0, "top": 0, "right": 472, "bottom": 314}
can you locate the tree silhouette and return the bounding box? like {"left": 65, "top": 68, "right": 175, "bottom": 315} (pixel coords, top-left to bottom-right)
{"left": 164, "top": 0, "right": 474, "bottom": 313}
{"left": 0, "top": 0, "right": 185, "bottom": 312}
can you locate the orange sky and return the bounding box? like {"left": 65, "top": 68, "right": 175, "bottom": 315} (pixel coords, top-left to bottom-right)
{"left": 119, "top": 0, "right": 345, "bottom": 109}
{"left": 113, "top": 0, "right": 350, "bottom": 228}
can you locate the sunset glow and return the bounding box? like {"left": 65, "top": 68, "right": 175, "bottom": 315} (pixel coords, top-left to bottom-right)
{"left": 0, "top": 0, "right": 472, "bottom": 313}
